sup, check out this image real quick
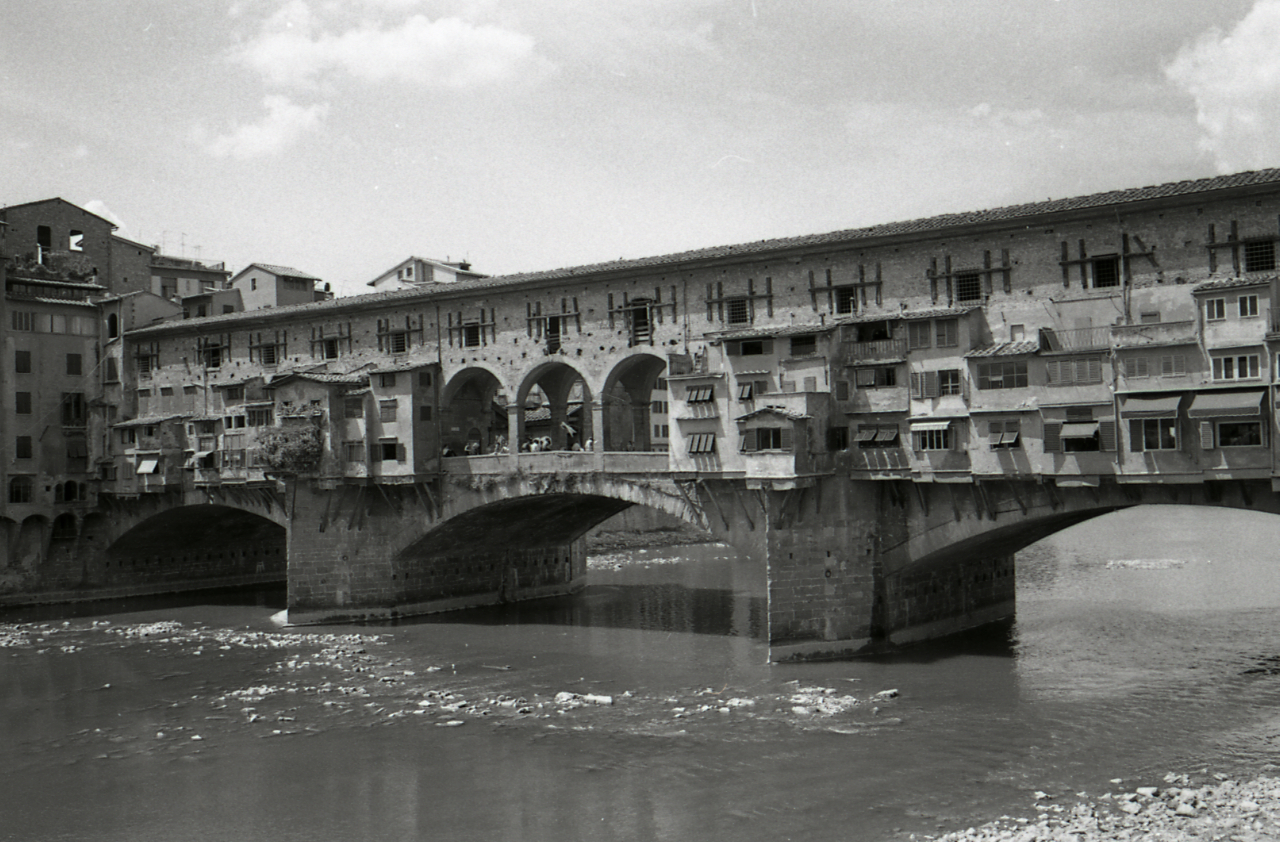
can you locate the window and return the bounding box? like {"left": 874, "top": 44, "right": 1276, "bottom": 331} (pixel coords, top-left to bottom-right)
{"left": 66, "top": 437, "right": 88, "bottom": 472}
{"left": 738, "top": 340, "right": 769, "bottom": 356}
{"left": 1160, "top": 354, "right": 1187, "bottom": 377}
{"left": 224, "top": 386, "right": 245, "bottom": 403}
{"left": 1123, "top": 357, "right": 1150, "bottom": 379}
{"left": 463, "top": 324, "right": 482, "bottom": 347}
{"left": 1205, "top": 298, "right": 1226, "bottom": 321}
{"left": 737, "top": 382, "right": 756, "bottom": 401}
{"left": 379, "top": 439, "right": 401, "bottom": 461}
{"left": 204, "top": 346, "right": 222, "bottom": 368}
{"left": 827, "top": 426, "right": 849, "bottom": 451}
{"left": 726, "top": 297, "right": 750, "bottom": 325}
{"left": 835, "top": 380, "right": 850, "bottom": 401}
{"left": 1245, "top": 240, "right": 1276, "bottom": 273}
{"left": 935, "top": 319, "right": 959, "bottom": 348}
{"left": 1130, "top": 418, "right": 1177, "bottom": 452}
{"left": 9, "top": 476, "right": 32, "bottom": 504}
{"left": 546, "top": 315, "right": 562, "bottom": 352}
{"left": 120, "top": 428, "right": 136, "bottom": 446}
{"left": 654, "top": 424, "right": 669, "bottom": 438}
{"left": 222, "top": 435, "right": 246, "bottom": 469}
{"left": 1045, "top": 356, "right": 1103, "bottom": 385}
{"left": 790, "top": 335, "right": 817, "bottom": 356}
{"left": 16, "top": 436, "right": 32, "bottom": 458}
{"left": 1239, "top": 295, "right": 1260, "bottom": 318}
{"left": 68, "top": 229, "right": 84, "bottom": 251}
{"left": 938, "top": 369, "right": 962, "bottom": 395}
{"left": 854, "top": 366, "right": 896, "bottom": 388}
{"left": 344, "top": 397, "right": 364, "bottom": 419}
{"left": 389, "top": 332, "right": 408, "bottom": 354}
{"left": 380, "top": 373, "right": 397, "bottom": 388}
{"left": 687, "top": 386, "right": 715, "bottom": 403}
{"left": 379, "top": 400, "right": 398, "bottom": 422}
{"left": 61, "top": 393, "right": 86, "bottom": 426}
{"left": 105, "top": 358, "right": 119, "bottom": 382}
{"left": 343, "top": 441, "right": 365, "bottom": 463}
{"left": 15, "top": 392, "right": 31, "bottom": 414}
{"left": 907, "top": 321, "right": 932, "bottom": 350}
{"left": 260, "top": 345, "right": 278, "bottom": 366}
{"left": 66, "top": 354, "right": 82, "bottom": 376}
{"left": 247, "top": 408, "right": 274, "bottom": 427}
{"left": 651, "top": 400, "right": 669, "bottom": 414}
{"left": 11, "top": 311, "right": 34, "bottom": 332}
{"left": 107, "top": 313, "right": 118, "bottom": 338}
{"left": 955, "top": 271, "right": 982, "bottom": 303}
{"left": 1092, "top": 256, "right": 1120, "bottom": 288}
{"left": 687, "top": 433, "right": 717, "bottom": 454}
{"left": 751, "top": 428, "right": 785, "bottom": 450}
{"left": 322, "top": 339, "right": 339, "bottom": 360}
{"left": 976, "top": 361, "right": 1028, "bottom": 390}
{"left": 988, "top": 419, "right": 1021, "bottom": 449}
{"left": 835, "top": 287, "right": 857, "bottom": 314}
{"left": 855, "top": 426, "right": 900, "bottom": 448}
{"left": 913, "top": 426, "right": 951, "bottom": 451}
{"left": 418, "top": 371, "right": 432, "bottom": 388}
{"left": 1216, "top": 420, "right": 1263, "bottom": 448}
{"left": 911, "top": 370, "right": 959, "bottom": 398}
{"left": 15, "top": 350, "right": 31, "bottom": 373}
{"left": 420, "top": 405, "right": 433, "bottom": 422}
{"left": 1212, "top": 354, "right": 1260, "bottom": 381}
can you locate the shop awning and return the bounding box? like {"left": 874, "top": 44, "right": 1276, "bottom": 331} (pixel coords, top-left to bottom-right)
{"left": 875, "top": 428, "right": 900, "bottom": 443}
{"left": 1187, "top": 390, "right": 1265, "bottom": 418}
{"left": 136, "top": 459, "right": 160, "bottom": 474}
{"left": 1059, "top": 422, "right": 1100, "bottom": 439}
{"left": 909, "top": 420, "right": 952, "bottom": 432}
{"left": 1120, "top": 394, "right": 1180, "bottom": 419}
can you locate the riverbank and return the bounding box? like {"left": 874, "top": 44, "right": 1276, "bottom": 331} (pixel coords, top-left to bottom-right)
{"left": 584, "top": 524, "right": 718, "bottom": 553}
{"left": 918, "top": 771, "right": 1280, "bottom": 841}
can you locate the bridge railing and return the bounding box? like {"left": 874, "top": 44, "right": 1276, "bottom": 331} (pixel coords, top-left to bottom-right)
{"left": 1040, "top": 326, "right": 1112, "bottom": 352}
{"left": 443, "top": 451, "right": 671, "bottom": 476}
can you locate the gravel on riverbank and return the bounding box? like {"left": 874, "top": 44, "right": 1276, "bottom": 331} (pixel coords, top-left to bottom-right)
{"left": 584, "top": 525, "right": 718, "bottom": 553}
{"left": 917, "top": 771, "right": 1280, "bottom": 841}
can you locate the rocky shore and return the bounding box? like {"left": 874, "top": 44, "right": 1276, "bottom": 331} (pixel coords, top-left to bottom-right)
{"left": 919, "top": 771, "right": 1280, "bottom": 841}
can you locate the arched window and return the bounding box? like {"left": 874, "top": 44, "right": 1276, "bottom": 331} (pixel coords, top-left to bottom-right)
{"left": 107, "top": 313, "right": 119, "bottom": 338}
{"left": 8, "top": 477, "right": 33, "bottom": 504}
{"left": 54, "top": 483, "right": 64, "bottom": 503}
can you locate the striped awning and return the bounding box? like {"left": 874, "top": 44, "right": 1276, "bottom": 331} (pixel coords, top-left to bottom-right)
{"left": 909, "top": 420, "right": 951, "bottom": 432}
{"left": 1120, "top": 394, "right": 1180, "bottom": 419}
{"left": 1187, "top": 390, "right": 1265, "bottom": 418}
{"left": 1059, "top": 422, "right": 1099, "bottom": 439}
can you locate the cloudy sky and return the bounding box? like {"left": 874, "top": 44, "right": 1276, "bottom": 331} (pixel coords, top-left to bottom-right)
{"left": 4, "top": 0, "right": 1280, "bottom": 295}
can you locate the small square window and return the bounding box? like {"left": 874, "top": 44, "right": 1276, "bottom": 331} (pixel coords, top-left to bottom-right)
{"left": 380, "top": 373, "right": 397, "bottom": 388}
{"left": 379, "top": 400, "right": 398, "bottom": 423}
{"left": 954, "top": 271, "right": 982, "bottom": 302}
{"left": 463, "top": 324, "right": 482, "bottom": 347}
{"left": 390, "top": 333, "right": 408, "bottom": 354}
{"left": 726, "top": 297, "right": 750, "bottom": 324}
{"left": 1239, "top": 295, "right": 1260, "bottom": 318}
{"left": 1205, "top": 298, "right": 1226, "bottom": 320}
{"left": 15, "top": 350, "right": 31, "bottom": 374}
{"left": 66, "top": 354, "right": 82, "bottom": 375}
{"left": 1245, "top": 240, "right": 1276, "bottom": 273}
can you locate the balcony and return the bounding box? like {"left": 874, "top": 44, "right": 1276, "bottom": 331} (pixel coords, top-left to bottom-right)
{"left": 843, "top": 338, "right": 908, "bottom": 362}
{"left": 1111, "top": 320, "right": 1197, "bottom": 348}
{"left": 1040, "top": 326, "right": 1112, "bottom": 353}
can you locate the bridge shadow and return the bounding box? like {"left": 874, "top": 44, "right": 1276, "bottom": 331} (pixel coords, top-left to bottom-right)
{"left": 395, "top": 583, "right": 768, "bottom": 640}
{"left": 0, "top": 584, "right": 287, "bottom": 624}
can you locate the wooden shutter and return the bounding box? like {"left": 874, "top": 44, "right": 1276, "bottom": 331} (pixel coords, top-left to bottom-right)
{"left": 924, "top": 371, "right": 939, "bottom": 398}
{"left": 1044, "top": 360, "right": 1060, "bottom": 384}
{"left": 740, "top": 430, "right": 757, "bottom": 452}
{"left": 1087, "top": 357, "right": 1103, "bottom": 383}
{"left": 910, "top": 371, "right": 922, "bottom": 398}
{"left": 780, "top": 426, "right": 794, "bottom": 451}
{"left": 836, "top": 380, "right": 849, "bottom": 401}
{"left": 760, "top": 339, "right": 774, "bottom": 355}
{"left": 1129, "top": 419, "right": 1145, "bottom": 453}
{"left": 1098, "top": 419, "right": 1117, "bottom": 452}
{"left": 1043, "top": 421, "right": 1062, "bottom": 453}
{"left": 397, "top": 443, "right": 407, "bottom": 463}
{"left": 1199, "top": 421, "right": 1215, "bottom": 450}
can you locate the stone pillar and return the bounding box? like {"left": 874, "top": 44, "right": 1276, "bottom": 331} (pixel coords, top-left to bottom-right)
{"left": 506, "top": 404, "right": 520, "bottom": 471}
{"left": 591, "top": 400, "right": 605, "bottom": 470}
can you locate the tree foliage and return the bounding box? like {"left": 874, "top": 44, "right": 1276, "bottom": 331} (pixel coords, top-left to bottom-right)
{"left": 258, "top": 423, "right": 324, "bottom": 473}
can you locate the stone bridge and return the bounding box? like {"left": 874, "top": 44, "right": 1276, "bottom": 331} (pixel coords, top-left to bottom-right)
{"left": 16, "top": 455, "right": 1279, "bottom": 661}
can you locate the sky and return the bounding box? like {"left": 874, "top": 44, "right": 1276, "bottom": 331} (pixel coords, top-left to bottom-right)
{"left": 6, "top": 0, "right": 1280, "bottom": 297}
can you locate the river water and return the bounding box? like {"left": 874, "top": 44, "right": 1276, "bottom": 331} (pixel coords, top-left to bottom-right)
{"left": 4, "top": 504, "right": 1280, "bottom": 842}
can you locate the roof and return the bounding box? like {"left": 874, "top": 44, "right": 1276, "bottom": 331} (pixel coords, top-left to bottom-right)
{"left": 711, "top": 323, "right": 835, "bottom": 342}
{"left": 128, "top": 167, "right": 1280, "bottom": 337}
{"left": 112, "top": 414, "right": 183, "bottom": 428}
{"left": 735, "top": 405, "right": 811, "bottom": 422}
{"left": 839, "top": 306, "right": 977, "bottom": 324}
{"left": 0, "top": 197, "right": 120, "bottom": 229}
{"left": 369, "top": 361, "right": 432, "bottom": 374}
{"left": 268, "top": 371, "right": 368, "bottom": 387}
{"left": 234, "top": 263, "right": 322, "bottom": 282}
{"left": 966, "top": 340, "right": 1041, "bottom": 358}
{"left": 1192, "top": 276, "right": 1275, "bottom": 293}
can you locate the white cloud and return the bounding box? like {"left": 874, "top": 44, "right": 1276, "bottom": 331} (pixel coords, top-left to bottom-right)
{"left": 233, "top": 6, "right": 540, "bottom": 89}
{"left": 199, "top": 95, "right": 329, "bottom": 159}
{"left": 1166, "top": 0, "right": 1280, "bottom": 172}
{"left": 83, "top": 200, "right": 127, "bottom": 233}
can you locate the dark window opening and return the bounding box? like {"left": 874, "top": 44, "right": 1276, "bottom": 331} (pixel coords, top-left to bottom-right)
{"left": 9, "top": 476, "right": 32, "bottom": 503}
{"left": 107, "top": 313, "right": 119, "bottom": 338}
{"left": 790, "top": 335, "right": 817, "bottom": 356}
{"left": 463, "top": 323, "right": 482, "bottom": 347}
{"left": 260, "top": 345, "right": 278, "bottom": 366}
{"left": 66, "top": 354, "right": 82, "bottom": 375}
{"left": 1245, "top": 240, "right": 1276, "bottom": 273}
{"left": 726, "top": 297, "right": 750, "bottom": 325}
{"left": 380, "top": 440, "right": 399, "bottom": 461}
{"left": 1092, "top": 256, "right": 1120, "bottom": 288}
{"left": 15, "top": 392, "right": 31, "bottom": 414}
{"left": 827, "top": 426, "right": 849, "bottom": 451}
{"left": 835, "top": 287, "right": 857, "bottom": 314}
{"left": 546, "top": 316, "right": 562, "bottom": 352}
{"left": 15, "top": 350, "right": 30, "bottom": 373}
{"left": 853, "top": 321, "right": 891, "bottom": 342}
{"left": 15, "top": 436, "right": 32, "bottom": 459}
{"left": 955, "top": 271, "right": 983, "bottom": 302}
{"left": 322, "top": 339, "right": 339, "bottom": 360}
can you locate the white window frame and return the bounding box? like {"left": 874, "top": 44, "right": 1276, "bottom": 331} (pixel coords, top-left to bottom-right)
{"left": 1212, "top": 354, "right": 1260, "bottom": 381}
{"left": 1239, "top": 295, "right": 1260, "bottom": 318}
{"left": 1205, "top": 298, "right": 1226, "bottom": 321}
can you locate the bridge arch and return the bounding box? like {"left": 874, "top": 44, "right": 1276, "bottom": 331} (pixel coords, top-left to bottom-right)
{"left": 600, "top": 351, "right": 667, "bottom": 452}
{"left": 441, "top": 366, "right": 510, "bottom": 456}
{"left": 515, "top": 360, "right": 593, "bottom": 451}
{"left": 102, "top": 504, "right": 287, "bottom": 590}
